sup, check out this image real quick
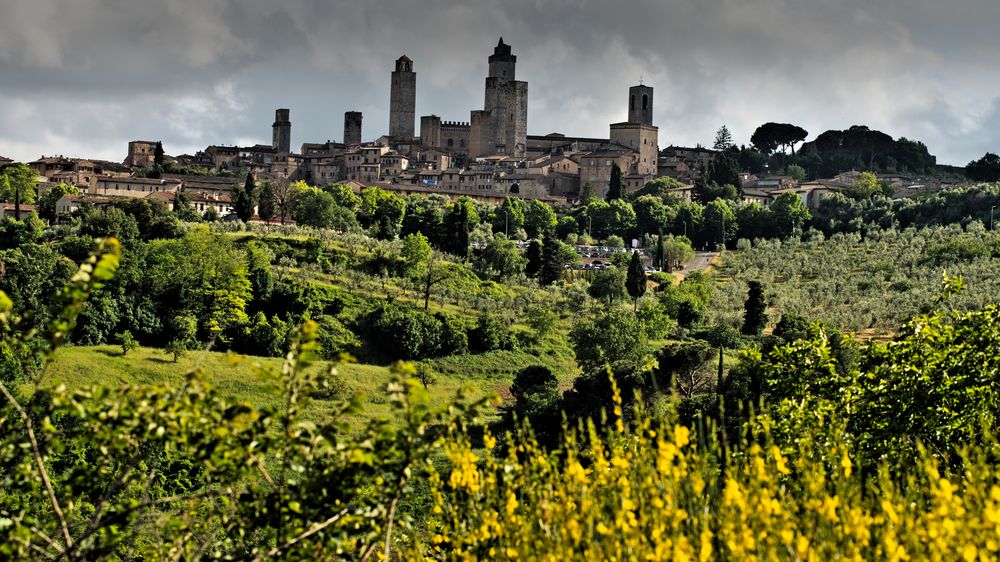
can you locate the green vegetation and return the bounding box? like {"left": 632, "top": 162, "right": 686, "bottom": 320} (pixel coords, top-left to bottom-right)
{"left": 709, "top": 225, "right": 1000, "bottom": 333}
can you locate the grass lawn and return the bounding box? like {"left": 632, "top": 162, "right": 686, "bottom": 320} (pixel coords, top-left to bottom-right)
{"left": 43, "top": 345, "right": 495, "bottom": 428}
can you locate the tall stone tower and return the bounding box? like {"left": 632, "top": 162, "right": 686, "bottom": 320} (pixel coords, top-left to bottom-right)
{"left": 272, "top": 108, "right": 291, "bottom": 153}
{"left": 470, "top": 38, "right": 528, "bottom": 158}
{"left": 420, "top": 115, "right": 441, "bottom": 148}
{"left": 628, "top": 85, "right": 654, "bottom": 126}
{"left": 389, "top": 55, "right": 416, "bottom": 140}
{"left": 344, "top": 111, "right": 363, "bottom": 146}
{"left": 610, "top": 84, "right": 658, "bottom": 180}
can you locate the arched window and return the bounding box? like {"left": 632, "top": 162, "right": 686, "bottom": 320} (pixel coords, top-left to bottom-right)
{"left": 460, "top": 139, "right": 466, "bottom": 148}
{"left": 642, "top": 94, "right": 648, "bottom": 110}
{"left": 447, "top": 138, "right": 454, "bottom": 147}
{"left": 630, "top": 95, "right": 635, "bottom": 110}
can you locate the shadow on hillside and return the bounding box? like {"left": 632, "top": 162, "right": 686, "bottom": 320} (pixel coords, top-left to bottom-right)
{"left": 95, "top": 348, "right": 124, "bottom": 358}
{"left": 147, "top": 357, "right": 174, "bottom": 364}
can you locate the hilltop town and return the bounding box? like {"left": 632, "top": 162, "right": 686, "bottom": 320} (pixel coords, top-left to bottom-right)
{"left": 2, "top": 37, "right": 981, "bottom": 224}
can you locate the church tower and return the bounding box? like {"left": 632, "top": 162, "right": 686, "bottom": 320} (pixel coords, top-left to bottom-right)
{"left": 610, "top": 83, "right": 658, "bottom": 181}
{"left": 471, "top": 38, "right": 528, "bottom": 158}
{"left": 628, "top": 84, "right": 654, "bottom": 126}
{"left": 389, "top": 55, "right": 416, "bottom": 140}
{"left": 272, "top": 108, "right": 291, "bottom": 153}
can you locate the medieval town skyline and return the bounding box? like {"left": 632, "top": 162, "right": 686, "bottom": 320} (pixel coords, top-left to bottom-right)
{"left": 2, "top": 0, "right": 999, "bottom": 166}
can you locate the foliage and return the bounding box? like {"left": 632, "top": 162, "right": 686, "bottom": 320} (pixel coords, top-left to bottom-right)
{"left": 233, "top": 173, "right": 257, "bottom": 222}
{"left": 116, "top": 329, "right": 138, "bottom": 355}
{"left": 967, "top": 152, "right": 1000, "bottom": 182}
{"left": 606, "top": 163, "right": 623, "bottom": 201}
{"left": 587, "top": 268, "right": 626, "bottom": 306}
{"left": 569, "top": 308, "right": 647, "bottom": 372}
{"left": 625, "top": 251, "right": 647, "bottom": 309}
{"left": 713, "top": 125, "right": 733, "bottom": 150}
{"left": 742, "top": 280, "right": 767, "bottom": 335}
{"left": 37, "top": 183, "right": 80, "bottom": 221}
{"left": 751, "top": 122, "right": 809, "bottom": 155}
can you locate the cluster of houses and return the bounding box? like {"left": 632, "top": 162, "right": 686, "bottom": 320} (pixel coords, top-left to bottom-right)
{"left": 0, "top": 143, "right": 956, "bottom": 226}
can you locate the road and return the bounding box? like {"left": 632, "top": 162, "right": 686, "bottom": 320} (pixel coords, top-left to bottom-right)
{"left": 674, "top": 251, "right": 718, "bottom": 277}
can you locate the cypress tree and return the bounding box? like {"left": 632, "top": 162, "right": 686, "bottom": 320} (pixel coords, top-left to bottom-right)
{"left": 234, "top": 173, "right": 257, "bottom": 222}
{"left": 257, "top": 181, "right": 276, "bottom": 223}
{"left": 538, "top": 233, "right": 565, "bottom": 286}
{"left": 525, "top": 239, "right": 542, "bottom": 278}
{"left": 742, "top": 280, "right": 768, "bottom": 335}
{"left": 625, "top": 250, "right": 647, "bottom": 310}
{"left": 606, "top": 163, "right": 623, "bottom": 201}
{"left": 154, "top": 141, "right": 165, "bottom": 165}
{"left": 654, "top": 230, "right": 665, "bottom": 271}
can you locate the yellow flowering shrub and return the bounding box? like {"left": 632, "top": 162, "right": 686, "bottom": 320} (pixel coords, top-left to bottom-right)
{"left": 411, "top": 377, "right": 1000, "bottom": 561}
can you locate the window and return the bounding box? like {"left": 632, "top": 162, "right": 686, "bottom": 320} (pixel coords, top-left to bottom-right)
{"left": 630, "top": 95, "right": 635, "bottom": 110}
{"left": 606, "top": 160, "right": 611, "bottom": 166}
{"left": 642, "top": 94, "right": 648, "bottom": 110}
{"left": 447, "top": 138, "right": 454, "bottom": 147}
{"left": 460, "top": 140, "right": 466, "bottom": 148}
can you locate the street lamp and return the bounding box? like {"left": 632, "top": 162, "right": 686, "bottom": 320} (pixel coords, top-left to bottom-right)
{"left": 588, "top": 216, "right": 592, "bottom": 238}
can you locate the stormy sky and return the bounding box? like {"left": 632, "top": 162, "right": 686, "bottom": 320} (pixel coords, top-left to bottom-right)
{"left": 1, "top": 0, "right": 998, "bottom": 166}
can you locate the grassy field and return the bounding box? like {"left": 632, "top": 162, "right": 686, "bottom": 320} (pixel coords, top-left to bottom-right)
{"left": 42, "top": 345, "right": 498, "bottom": 427}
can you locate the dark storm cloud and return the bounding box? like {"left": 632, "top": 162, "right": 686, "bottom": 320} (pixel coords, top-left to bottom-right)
{"left": 1, "top": 0, "right": 998, "bottom": 165}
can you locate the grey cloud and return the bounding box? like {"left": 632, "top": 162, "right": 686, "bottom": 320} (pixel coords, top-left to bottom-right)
{"left": 1, "top": 0, "right": 998, "bottom": 165}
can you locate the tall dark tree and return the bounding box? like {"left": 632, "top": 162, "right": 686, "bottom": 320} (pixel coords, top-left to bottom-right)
{"left": 654, "top": 230, "right": 665, "bottom": 271}
{"left": 443, "top": 202, "right": 471, "bottom": 258}
{"left": 538, "top": 233, "right": 566, "bottom": 286}
{"left": 625, "top": 250, "right": 647, "bottom": 311}
{"left": 967, "top": 153, "right": 1000, "bottom": 182}
{"left": 606, "top": 163, "right": 623, "bottom": 201}
{"left": 713, "top": 125, "right": 734, "bottom": 151}
{"left": 233, "top": 174, "right": 257, "bottom": 222}
{"left": 154, "top": 141, "right": 165, "bottom": 166}
{"left": 525, "top": 239, "right": 542, "bottom": 278}
{"left": 751, "top": 122, "right": 808, "bottom": 155}
{"left": 257, "top": 181, "right": 276, "bottom": 223}
{"left": 708, "top": 151, "right": 741, "bottom": 190}
{"left": 742, "top": 280, "right": 767, "bottom": 335}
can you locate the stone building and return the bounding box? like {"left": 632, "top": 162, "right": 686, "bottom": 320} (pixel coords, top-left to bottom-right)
{"left": 389, "top": 55, "right": 416, "bottom": 140}
{"left": 344, "top": 111, "right": 363, "bottom": 146}
{"left": 609, "top": 84, "right": 658, "bottom": 179}
{"left": 127, "top": 140, "right": 158, "bottom": 167}
{"left": 469, "top": 39, "right": 528, "bottom": 158}
{"left": 272, "top": 108, "right": 291, "bottom": 153}
{"left": 420, "top": 115, "right": 441, "bottom": 148}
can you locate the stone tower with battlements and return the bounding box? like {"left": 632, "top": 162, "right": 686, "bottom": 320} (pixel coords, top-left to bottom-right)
{"left": 272, "top": 108, "right": 291, "bottom": 153}
{"left": 344, "top": 111, "right": 363, "bottom": 146}
{"left": 389, "top": 55, "right": 416, "bottom": 140}
{"left": 469, "top": 38, "right": 527, "bottom": 158}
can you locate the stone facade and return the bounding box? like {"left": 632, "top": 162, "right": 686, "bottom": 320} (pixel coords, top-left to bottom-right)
{"left": 420, "top": 115, "right": 441, "bottom": 148}
{"left": 389, "top": 55, "right": 416, "bottom": 140}
{"left": 127, "top": 141, "right": 158, "bottom": 167}
{"left": 272, "top": 109, "right": 291, "bottom": 153}
{"left": 343, "top": 111, "right": 362, "bottom": 146}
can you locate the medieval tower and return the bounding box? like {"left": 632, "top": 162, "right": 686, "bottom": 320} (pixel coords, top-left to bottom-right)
{"left": 344, "top": 111, "right": 363, "bottom": 146}
{"left": 470, "top": 39, "right": 527, "bottom": 158}
{"left": 610, "top": 84, "right": 658, "bottom": 177}
{"left": 389, "top": 55, "right": 416, "bottom": 140}
{"left": 272, "top": 108, "right": 291, "bottom": 153}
